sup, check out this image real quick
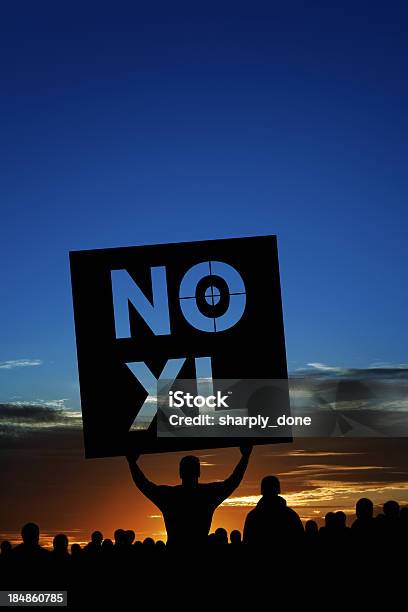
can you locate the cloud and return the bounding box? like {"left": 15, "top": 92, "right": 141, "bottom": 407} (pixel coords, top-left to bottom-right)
{"left": 222, "top": 481, "right": 408, "bottom": 516}
{"left": 369, "top": 362, "right": 408, "bottom": 369}
{"left": 9, "top": 399, "right": 70, "bottom": 409}
{"left": 306, "top": 362, "right": 344, "bottom": 373}
{"left": 277, "top": 464, "right": 387, "bottom": 478}
{"left": 0, "top": 403, "right": 82, "bottom": 437}
{"left": 0, "top": 359, "right": 43, "bottom": 370}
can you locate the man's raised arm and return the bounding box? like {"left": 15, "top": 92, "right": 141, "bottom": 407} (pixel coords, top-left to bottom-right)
{"left": 126, "top": 452, "right": 160, "bottom": 505}
{"left": 216, "top": 446, "right": 253, "bottom": 502}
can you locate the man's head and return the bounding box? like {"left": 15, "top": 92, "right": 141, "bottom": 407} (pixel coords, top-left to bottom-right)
{"left": 356, "top": 497, "right": 373, "bottom": 520}
{"left": 179, "top": 455, "right": 200, "bottom": 484}
{"left": 114, "top": 528, "right": 126, "bottom": 546}
{"left": 125, "top": 530, "right": 136, "bottom": 545}
{"left": 230, "top": 530, "right": 242, "bottom": 545}
{"left": 383, "top": 500, "right": 400, "bottom": 519}
{"left": 214, "top": 527, "right": 228, "bottom": 545}
{"left": 335, "top": 511, "right": 347, "bottom": 528}
{"left": 53, "top": 533, "right": 69, "bottom": 552}
{"left": 91, "top": 530, "right": 103, "bottom": 545}
{"left": 21, "top": 522, "right": 40, "bottom": 546}
{"left": 261, "top": 475, "right": 281, "bottom": 498}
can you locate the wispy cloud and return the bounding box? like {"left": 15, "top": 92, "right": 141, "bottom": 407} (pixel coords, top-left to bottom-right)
{"left": 277, "top": 464, "right": 386, "bottom": 477}
{"left": 9, "top": 399, "right": 70, "bottom": 409}
{"left": 222, "top": 481, "right": 408, "bottom": 515}
{"left": 0, "top": 359, "right": 43, "bottom": 370}
{"left": 306, "top": 362, "right": 344, "bottom": 372}
{"left": 0, "top": 403, "right": 82, "bottom": 435}
{"left": 369, "top": 361, "right": 408, "bottom": 369}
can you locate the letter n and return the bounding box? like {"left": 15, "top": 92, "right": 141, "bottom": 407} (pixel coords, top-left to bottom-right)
{"left": 111, "top": 267, "right": 170, "bottom": 338}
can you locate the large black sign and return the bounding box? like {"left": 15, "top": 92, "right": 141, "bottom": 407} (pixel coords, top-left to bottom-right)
{"left": 70, "top": 236, "right": 290, "bottom": 457}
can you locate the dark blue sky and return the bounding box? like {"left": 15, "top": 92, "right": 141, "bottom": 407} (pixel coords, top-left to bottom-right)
{"left": 1, "top": 2, "right": 407, "bottom": 408}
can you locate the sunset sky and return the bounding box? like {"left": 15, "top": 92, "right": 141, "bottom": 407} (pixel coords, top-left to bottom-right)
{"left": 1, "top": 2, "right": 408, "bottom": 546}
{"left": 0, "top": 393, "right": 408, "bottom": 547}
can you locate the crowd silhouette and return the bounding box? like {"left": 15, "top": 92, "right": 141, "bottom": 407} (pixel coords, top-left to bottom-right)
{"left": 1, "top": 449, "right": 407, "bottom": 600}
{"left": 1, "top": 491, "right": 407, "bottom": 593}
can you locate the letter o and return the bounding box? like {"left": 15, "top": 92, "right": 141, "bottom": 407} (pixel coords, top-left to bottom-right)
{"left": 179, "top": 261, "right": 246, "bottom": 332}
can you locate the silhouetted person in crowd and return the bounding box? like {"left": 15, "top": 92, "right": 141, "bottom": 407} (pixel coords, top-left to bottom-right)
{"left": 383, "top": 500, "right": 400, "bottom": 522}
{"left": 0, "top": 540, "right": 12, "bottom": 558}
{"left": 214, "top": 527, "right": 229, "bottom": 546}
{"left": 319, "top": 511, "right": 336, "bottom": 545}
{"left": 243, "top": 475, "right": 303, "bottom": 548}
{"left": 51, "top": 534, "right": 70, "bottom": 584}
{"left": 71, "top": 543, "right": 82, "bottom": 559}
{"left": 12, "top": 523, "right": 49, "bottom": 561}
{"left": 335, "top": 511, "right": 347, "bottom": 529}
{"left": 118, "top": 529, "right": 136, "bottom": 561}
{"left": 69, "top": 543, "right": 83, "bottom": 575}
{"left": 101, "top": 538, "right": 114, "bottom": 555}
{"left": 305, "top": 520, "right": 318, "bottom": 540}
{"left": 84, "top": 530, "right": 103, "bottom": 555}
{"left": 126, "top": 446, "right": 252, "bottom": 549}
{"left": 382, "top": 500, "right": 400, "bottom": 543}
{"left": 52, "top": 534, "right": 70, "bottom": 559}
{"left": 350, "top": 497, "right": 376, "bottom": 555}
{"left": 0, "top": 540, "right": 12, "bottom": 577}
{"left": 304, "top": 520, "right": 319, "bottom": 557}
{"left": 352, "top": 498, "right": 374, "bottom": 534}
{"left": 323, "top": 511, "right": 336, "bottom": 530}
{"left": 230, "top": 530, "right": 242, "bottom": 546}
{"left": 334, "top": 511, "right": 348, "bottom": 534}
{"left": 332, "top": 510, "right": 350, "bottom": 551}
{"left": 125, "top": 530, "right": 136, "bottom": 546}
{"left": 155, "top": 540, "right": 166, "bottom": 553}
{"left": 10, "top": 523, "right": 50, "bottom": 587}
{"left": 114, "top": 528, "right": 127, "bottom": 551}
{"left": 70, "top": 543, "right": 82, "bottom": 559}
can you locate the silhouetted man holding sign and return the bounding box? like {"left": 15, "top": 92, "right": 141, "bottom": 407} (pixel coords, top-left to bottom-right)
{"left": 126, "top": 446, "right": 252, "bottom": 549}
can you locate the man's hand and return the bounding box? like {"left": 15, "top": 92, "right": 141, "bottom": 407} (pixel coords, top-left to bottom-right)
{"left": 239, "top": 445, "right": 253, "bottom": 459}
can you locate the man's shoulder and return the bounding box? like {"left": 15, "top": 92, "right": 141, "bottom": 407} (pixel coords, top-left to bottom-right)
{"left": 285, "top": 506, "right": 302, "bottom": 524}
{"left": 286, "top": 506, "right": 299, "bottom": 515}
{"left": 245, "top": 506, "right": 258, "bottom": 519}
